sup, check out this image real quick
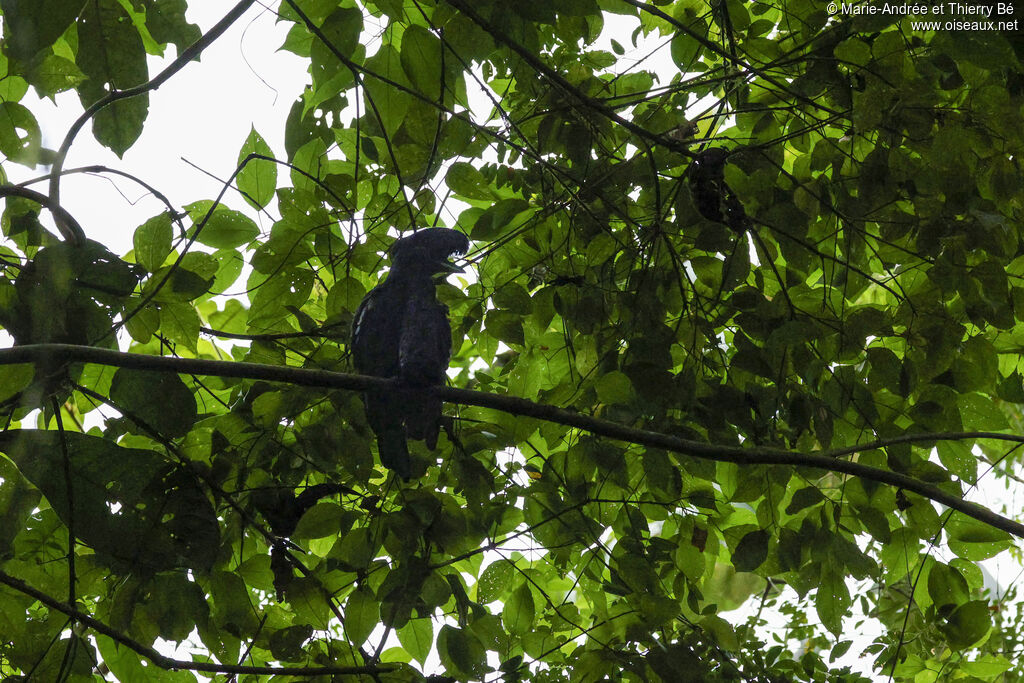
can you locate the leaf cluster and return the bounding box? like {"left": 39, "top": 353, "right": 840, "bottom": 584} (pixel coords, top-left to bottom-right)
{"left": 0, "top": 1, "right": 1023, "bottom": 681}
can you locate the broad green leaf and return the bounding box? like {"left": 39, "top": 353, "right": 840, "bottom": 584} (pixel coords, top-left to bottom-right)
{"left": 236, "top": 128, "right": 277, "bottom": 209}
{"left": 477, "top": 560, "right": 514, "bottom": 604}
{"left": 361, "top": 44, "right": 410, "bottom": 138}
{"left": 0, "top": 364, "right": 33, "bottom": 403}
{"left": 502, "top": 582, "right": 535, "bottom": 636}
{"left": 447, "top": 162, "right": 492, "bottom": 200}
{"left": 732, "top": 529, "right": 769, "bottom": 572}
{"left": 145, "top": 0, "right": 201, "bottom": 52}
{"left": 946, "top": 512, "right": 1013, "bottom": 560}
{"left": 397, "top": 618, "right": 433, "bottom": 665}
{"left": 133, "top": 212, "right": 173, "bottom": 272}
{"left": 0, "top": 102, "right": 41, "bottom": 164}
{"left": 185, "top": 201, "right": 260, "bottom": 249}
{"left": 400, "top": 25, "right": 442, "bottom": 96}
{"left": 0, "top": 0, "right": 86, "bottom": 62}
{"left": 210, "top": 570, "right": 259, "bottom": 633}
{"left": 438, "top": 625, "right": 488, "bottom": 679}
{"left": 344, "top": 588, "right": 378, "bottom": 648}
{"left": 26, "top": 53, "right": 85, "bottom": 96}
{"left": 928, "top": 562, "right": 969, "bottom": 610}
{"left": 939, "top": 600, "right": 992, "bottom": 649}
{"left": 158, "top": 300, "right": 201, "bottom": 352}
{"left": 110, "top": 367, "right": 198, "bottom": 439}
{"left": 76, "top": 0, "right": 149, "bottom": 155}
{"left": 815, "top": 559, "right": 851, "bottom": 636}
{"left": 595, "top": 371, "right": 634, "bottom": 405}
{"left": 292, "top": 502, "right": 343, "bottom": 539}
{"left": 269, "top": 624, "right": 314, "bottom": 662}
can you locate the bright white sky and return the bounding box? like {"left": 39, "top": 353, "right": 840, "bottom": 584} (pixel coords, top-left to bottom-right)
{"left": 13, "top": 3, "right": 307, "bottom": 254}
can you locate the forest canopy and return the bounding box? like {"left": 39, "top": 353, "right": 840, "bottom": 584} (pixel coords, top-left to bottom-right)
{"left": 0, "top": 0, "right": 1023, "bottom": 681}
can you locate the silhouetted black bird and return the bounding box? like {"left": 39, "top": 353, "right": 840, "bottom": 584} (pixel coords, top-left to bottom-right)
{"left": 687, "top": 147, "right": 750, "bottom": 233}
{"left": 351, "top": 228, "right": 470, "bottom": 478}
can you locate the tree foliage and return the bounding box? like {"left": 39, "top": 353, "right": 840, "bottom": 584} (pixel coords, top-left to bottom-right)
{"left": 1, "top": 0, "right": 1023, "bottom": 680}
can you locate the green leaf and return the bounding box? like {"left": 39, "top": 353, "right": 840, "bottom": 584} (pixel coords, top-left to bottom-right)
{"left": 502, "top": 582, "right": 535, "bottom": 636}
{"left": 185, "top": 201, "right": 260, "bottom": 249}
{"left": 110, "top": 368, "right": 198, "bottom": 439}
{"left": 472, "top": 199, "right": 533, "bottom": 240}
{"left": 815, "top": 559, "right": 850, "bottom": 636}
{"left": 26, "top": 53, "right": 86, "bottom": 97}
{"left": 96, "top": 634, "right": 196, "bottom": 682}
{"left": 0, "top": 364, "right": 33, "bottom": 403}
{"left": 345, "top": 588, "right": 378, "bottom": 648}
{"left": 210, "top": 570, "right": 259, "bottom": 633}
{"left": 145, "top": 0, "right": 201, "bottom": 53}
{"left": 159, "top": 300, "right": 201, "bottom": 352}
{"left": 400, "top": 25, "right": 442, "bottom": 96}
{"left": 236, "top": 128, "right": 277, "bottom": 209}
{"left": 595, "top": 371, "right": 634, "bottom": 405}
{"left": 477, "top": 560, "right": 514, "bottom": 604}
{"left": 310, "top": 6, "right": 363, "bottom": 88}
{"left": 670, "top": 32, "right": 700, "bottom": 70}
{"left": 936, "top": 440, "right": 977, "bottom": 484}
{"left": 447, "top": 162, "right": 492, "bottom": 200}
{"left": 438, "top": 625, "right": 488, "bottom": 679}
{"left": 927, "top": 562, "right": 969, "bottom": 610}
{"left": 133, "top": 213, "right": 173, "bottom": 272}
{"left": 939, "top": 600, "right": 992, "bottom": 648}
{"left": 397, "top": 618, "right": 433, "bottom": 665}
{"left": 361, "top": 44, "right": 410, "bottom": 138}
{"left": 0, "top": 102, "right": 41, "bottom": 164}
{"left": 699, "top": 614, "right": 739, "bottom": 651}
{"left": 76, "top": 0, "right": 149, "bottom": 156}
{"left": 732, "top": 529, "right": 769, "bottom": 572}
{"left": 269, "top": 624, "right": 314, "bottom": 662}
{"left": 946, "top": 512, "right": 1013, "bottom": 560}
{"left": 0, "top": 0, "right": 86, "bottom": 61}
{"left": 834, "top": 38, "right": 871, "bottom": 67}
{"left": 785, "top": 486, "right": 824, "bottom": 514}
{"left": 292, "top": 502, "right": 343, "bottom": 539}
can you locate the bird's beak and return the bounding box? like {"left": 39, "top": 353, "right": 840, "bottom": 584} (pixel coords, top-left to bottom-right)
{"left": 436, "top": 259, "right": 464, "bottom": 275}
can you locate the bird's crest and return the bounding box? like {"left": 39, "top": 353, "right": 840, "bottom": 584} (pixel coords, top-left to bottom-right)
{"left": 390, "top": 228, "right": 470, "bottom": 273}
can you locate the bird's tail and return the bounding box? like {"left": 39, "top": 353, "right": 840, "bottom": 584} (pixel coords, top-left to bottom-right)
{"left": 376, "top": 427, "right": 412, "bottom": 480}
{"left": 364, "top": 391, "right": 412, "bottom": 479}
{"left": 405, "top": 392, "right": 442, "bottom": 450}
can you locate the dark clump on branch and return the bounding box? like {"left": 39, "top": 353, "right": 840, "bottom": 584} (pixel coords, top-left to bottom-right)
{"left": 687, "top": 147, "right": 750, "bottom": 234}
{"left": 350, "top": 228, "right": 470, "bottom": 479}
{"left": 0, "top": 240, "right": 144, "bottom": 404}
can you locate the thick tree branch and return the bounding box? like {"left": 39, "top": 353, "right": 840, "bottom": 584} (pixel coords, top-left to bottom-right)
{"left": 0, "top": 570, "right": 391, "bottom": 677}
{"left": 1, "top": 343, "right": 1022, "bottom": 540}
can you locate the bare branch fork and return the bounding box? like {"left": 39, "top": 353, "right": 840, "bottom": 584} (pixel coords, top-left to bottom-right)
{"left": 2, "top": 343, "right": 1022, "bottom": 540}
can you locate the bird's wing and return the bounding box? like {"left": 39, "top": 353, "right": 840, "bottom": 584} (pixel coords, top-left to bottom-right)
{"left": 399, "top": 294, "right": 450, "bottom": 449}
{"left": 351, "top": 284, "right": 401, "bottom": 377}
{"left": 351, "top": 282, "right": 412, "bottom": 478}
{"left": 399, "top": 295, "right": 451, "bottom": 386}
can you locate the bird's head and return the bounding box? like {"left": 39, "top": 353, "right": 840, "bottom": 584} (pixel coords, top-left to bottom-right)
{"left": 389, "top": 228, "right": 470, "bottom": 278}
